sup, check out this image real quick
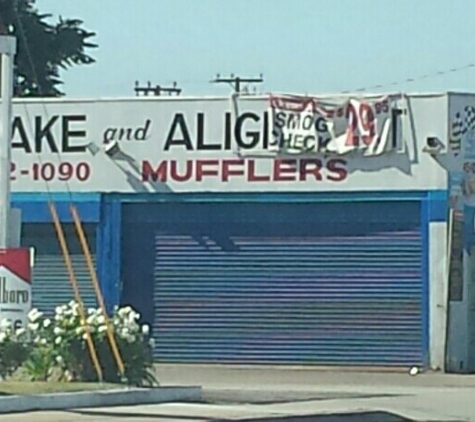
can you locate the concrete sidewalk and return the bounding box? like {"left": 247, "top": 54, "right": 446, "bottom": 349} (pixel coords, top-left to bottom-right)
{"left": 155, "top": 363, "right": 475, "bottom": 389}
{"left": 154, "top": 364, "right": 475, "bottom": 421}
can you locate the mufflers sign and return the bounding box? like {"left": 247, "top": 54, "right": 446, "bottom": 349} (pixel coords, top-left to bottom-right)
{"left": 0, "top": 248, "right": 31, "bottom": 330}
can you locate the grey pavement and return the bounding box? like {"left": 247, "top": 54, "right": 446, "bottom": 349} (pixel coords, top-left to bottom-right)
{"left": 1, "top": 366, "right": 475, "bottom": 421}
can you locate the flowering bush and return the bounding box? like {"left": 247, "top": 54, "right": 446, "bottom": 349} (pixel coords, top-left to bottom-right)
{"left": 0, "top": 320, "right": 30, "bottom": 380}
{"left": 20, "top": 301, "right": 157, "bottom": 386}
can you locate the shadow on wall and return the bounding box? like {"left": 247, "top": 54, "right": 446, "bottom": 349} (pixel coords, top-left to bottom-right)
{"left": 346, "top": 151, "right": 413, "bottom": 176}
{"left": 108, "top": 149, "right": 173, "bottom": 194}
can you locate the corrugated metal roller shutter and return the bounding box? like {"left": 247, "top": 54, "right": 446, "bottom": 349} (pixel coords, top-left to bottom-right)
{"left": 153, "top": 201, "right": 425, "bottom": 366}
{"left": 22, "top": 223, "right": 98, "bottom": 316}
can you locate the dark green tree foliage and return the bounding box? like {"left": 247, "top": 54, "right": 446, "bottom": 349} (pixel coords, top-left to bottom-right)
{"left": 0, "top": 0, "right": 97, "bottom": 97}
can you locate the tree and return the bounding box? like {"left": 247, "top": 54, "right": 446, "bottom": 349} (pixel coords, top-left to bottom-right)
{"left": 0, "top": 0, "right": 97, "bottom": 97}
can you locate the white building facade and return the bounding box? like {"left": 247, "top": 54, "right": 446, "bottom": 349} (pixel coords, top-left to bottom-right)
{"left": 9, "top": 92, "right": 475, "bottom": 371}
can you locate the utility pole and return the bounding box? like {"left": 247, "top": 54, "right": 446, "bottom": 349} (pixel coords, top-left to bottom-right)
{"left": 211, "top": 73, "right": 264, "bottom": 94}
{"left": 134, "top": 81, "right": 181, "bottom": 96}
{"left": 0, "top": 35, "right": 16, "bottom": 248}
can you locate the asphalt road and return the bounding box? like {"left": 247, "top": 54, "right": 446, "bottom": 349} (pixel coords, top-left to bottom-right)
{"left": 0, "top": 366, "right": 474, "bottom": 421}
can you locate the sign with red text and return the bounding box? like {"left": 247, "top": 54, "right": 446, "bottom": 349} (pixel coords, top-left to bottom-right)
{"left": 269, "top": 95, "right": 394, "bottom": 156}
{"left": 0, "top": 249, "right": 31, "bottom": 330}
{"left": 2, "top": 94, "right": 448, "bottom": 193}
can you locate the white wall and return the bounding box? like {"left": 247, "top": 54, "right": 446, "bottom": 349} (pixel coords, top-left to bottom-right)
{"left": 429, "top": 222, "right": 448, "bottom": 370}
{"left": 9, "top": 93, "right": 449, "bottom": 193}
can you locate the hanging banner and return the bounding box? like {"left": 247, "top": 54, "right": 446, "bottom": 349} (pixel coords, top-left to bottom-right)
{"left": 0, "top": 248, "right": 31, "bottom": 330}
{"left": 269, "top": 95, "right": 394, "bottom": 156}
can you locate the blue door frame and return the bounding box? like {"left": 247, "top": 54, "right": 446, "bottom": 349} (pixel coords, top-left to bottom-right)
{"left": 117, "top": 189, "right": 446, "bottom": 366}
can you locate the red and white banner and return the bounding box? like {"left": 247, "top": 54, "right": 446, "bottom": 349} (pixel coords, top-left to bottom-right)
{"left": 0, "top": 248, "right": 31, "bottom": 330}
{"left": 269, "top": 95, "right": 394, "bottom": 156}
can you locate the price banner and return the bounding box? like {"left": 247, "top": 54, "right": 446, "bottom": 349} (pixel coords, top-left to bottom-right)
{"left": 269, "top": 95, "right": 394, "bottom": 156}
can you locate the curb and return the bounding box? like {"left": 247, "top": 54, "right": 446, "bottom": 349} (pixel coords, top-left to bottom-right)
{"left": 0, "top": 386, "right": 202, "bottom": 414}
{"left": 219, "top": 411, "right": 412, "bottom": 422}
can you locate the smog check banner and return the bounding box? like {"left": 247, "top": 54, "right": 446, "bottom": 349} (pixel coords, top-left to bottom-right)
{"left": 269, "top": 95, "right": 394, "bottom": 156}
{"left": 0, "top": 248, "right": 31, "bottom": 330}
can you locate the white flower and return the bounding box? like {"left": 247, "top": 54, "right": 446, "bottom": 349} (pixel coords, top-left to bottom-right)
{"left": 141, "top": 324, "right": 150, "bottom": 335}
{"left": 118, "top": 306, "right": 133, "bottom": 318}
{"left": 15, "top": 327, "right": 26, "bottom": 337}
{"left": 28, "top": 322, "right": 39, "bottom": 332}
{"left": 55, "top": 355, "right": 64, "bottom": 364}
{"left": 86, "top": 315, "right": 96, "bottom": 325}
{"left": 124, "top": 309, "right": 140, "bottom": 323}
{"left": 82, "top": 333, "right": 88, "bottom": 340}
{"left": 54, "top": 336, "right": 62, "bottom": 345}
{"left": 43, "top": 318, "right": 52, "bottom": 328}
{"left": 64, "top": 370, "right": 73, "bottom": 381}
{"left": 98, "top": 325, "right": 107, "bottom": 333}
{"left": 125, "top": 334, "right": 136, "bottom": 343}
{"left": 28, "top": 308, "right": 43, "bottom": 323}
{"left": 97, "top": 315, "right": 106, "bottom": 325}
{"left": 75, "top": 326, "right": 84, "bottom": 335}
{"left": 55, "top": 305, "right": 66, "bottom": 315}
{"left": 0, "top": 319, "right": 11, "bottom": 330}
{"left": 40, "top": 338, "right": 48, "bottom": 345}
{"left": 149, "top": 338, "right": 155, "bottom": 347}
{"left": 0, "top": 332, "right": 6, "bottom": 343}
{"left": 53, "top": 327, "right": 63, "bottom": 336}
{"left": 71, "top": 303, "right": 80, "bottom": 316}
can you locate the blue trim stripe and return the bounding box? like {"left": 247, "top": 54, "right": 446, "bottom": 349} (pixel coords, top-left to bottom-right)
{"left": 13, "top": 200, "right": 100, "bottom": 223}
{"left": 11, "top": 193, "right": 101, "bottom": 223}
{"left": 115, "top": 190, "right": 441, "bottom": 204}
{"left": 96, "top": 197, "right": 121, "bottom": 313}
{"left": 10, "top": 190, "right": 448, "bottom": 225}
{"left": 427, "top": 190, "right": 448, "bottom": 223}
{"left": 12, "top": 192, "right": 101, "bottom": 202}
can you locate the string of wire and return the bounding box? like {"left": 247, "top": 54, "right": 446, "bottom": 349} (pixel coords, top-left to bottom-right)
{"left": 11, "top": 0, "right": 125, "bottom": 379}
{"left": 12, "top": 1, "right": 75, "bottom": 200}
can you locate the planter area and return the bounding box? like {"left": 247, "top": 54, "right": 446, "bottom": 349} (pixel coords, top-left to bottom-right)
{"left": 0, "top": 302, "right": 156, "bottom": 387}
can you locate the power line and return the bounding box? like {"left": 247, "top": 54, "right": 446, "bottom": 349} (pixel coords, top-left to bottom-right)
{"left": 342, "top": 63, "right": 475, "bottom": 94}
{"left": 134, "top": 80, "right": 181, "bottom": 96}
{"left": 211, "top": 73, "right": 264, "bottom": 93}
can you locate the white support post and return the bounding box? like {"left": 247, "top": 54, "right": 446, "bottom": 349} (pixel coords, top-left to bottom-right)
{"left": 0, "top": 36, "right": 16, "bottom": 248}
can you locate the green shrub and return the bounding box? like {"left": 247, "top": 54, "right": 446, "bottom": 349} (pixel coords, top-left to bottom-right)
{"left": 21, "top": 302, "right": 157, "bottom": 386}
{"left": 0, "top": 322, "right": 30, "bottom": 380}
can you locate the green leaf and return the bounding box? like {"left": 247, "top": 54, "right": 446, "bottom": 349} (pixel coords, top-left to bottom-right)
{"left": 0, "top": 0, "right": 98, "bottom": 97}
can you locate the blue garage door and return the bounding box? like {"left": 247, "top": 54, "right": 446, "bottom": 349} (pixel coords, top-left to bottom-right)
{"left": 22, "top": 224, "right": 98, "bottom": 316}
{"left": 152, "top": 201, "right": 425, "bottom": 366}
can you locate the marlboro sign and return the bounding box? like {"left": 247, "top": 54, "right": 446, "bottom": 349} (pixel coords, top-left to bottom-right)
{"left": 0, "top": 248, "right": 31, "bottom": 330}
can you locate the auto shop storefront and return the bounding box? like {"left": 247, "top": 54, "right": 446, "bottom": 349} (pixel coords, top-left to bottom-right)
{"left": 114, "top": 92, "right": 449, "bottom": 368}
{"left": 10, "top": 93, "right": 449, "bottom": 368}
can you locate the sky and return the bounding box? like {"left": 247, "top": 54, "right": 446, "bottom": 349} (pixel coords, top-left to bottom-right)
{"left": 38, "top": 0, "right": 475, "bottom": 98}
